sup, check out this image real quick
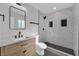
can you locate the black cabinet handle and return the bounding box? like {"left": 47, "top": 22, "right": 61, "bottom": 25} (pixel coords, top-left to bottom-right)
{"left": 23, "top": 50, "right": 27, "bottom": 53}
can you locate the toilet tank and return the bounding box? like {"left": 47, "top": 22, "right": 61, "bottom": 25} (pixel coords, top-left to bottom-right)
{"left": 35, "top": 35, "right": 39, "bottom": 44}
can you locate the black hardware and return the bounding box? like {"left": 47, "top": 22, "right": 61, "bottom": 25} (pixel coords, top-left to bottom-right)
{"left": 21, "top": 35, "right": 23, "bottom": 37}
{"left": 43, "top": 16, "right": 46, "bottom": 19}
{"left": 30, "top": 22, "right": 39, "bottom": 25}
{"left": 42, "top": 28, "right": 45, "bottom": 31}
{"left": 23, "top": 50, "right": 27, "bottom": 53}
{"left": 16, "top": 3, "right": 22, "bottom": 6}
{"left": 0, "top": 14, "right": 4, "bottom": 22}
{"left": 19, "top": 31, "right": 21, "bottom": 34}
{"left": 15, "top": 35, "right": 17, "bottom": 39}
{"left": 18, "top": 34, "right": 20, "bottom": 38}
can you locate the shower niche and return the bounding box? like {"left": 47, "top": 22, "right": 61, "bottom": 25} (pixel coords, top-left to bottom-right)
{"left": 49, "top": 21, "right": 53, "bottom": 27}
{"left": 61, "top": 19, "right": 67, "bottom": 27}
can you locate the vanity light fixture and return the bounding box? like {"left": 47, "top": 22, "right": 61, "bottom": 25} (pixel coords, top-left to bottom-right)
{"left": 16, "top": 3, "right": 22, "bottom": 6}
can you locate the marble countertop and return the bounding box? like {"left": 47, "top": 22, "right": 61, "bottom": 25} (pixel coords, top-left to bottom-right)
{"left": 0, "top": 36, "right": 35, "bottom": 47}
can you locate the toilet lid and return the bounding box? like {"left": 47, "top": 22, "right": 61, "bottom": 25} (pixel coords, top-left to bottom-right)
{"left": 38, "top": 42, "right": 47, "bottom": 49}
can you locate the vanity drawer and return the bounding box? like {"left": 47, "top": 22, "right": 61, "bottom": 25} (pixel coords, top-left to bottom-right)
{"left": 19, "top": 38, "right": 35, "bottom": 47}
{"left": 19, "top": 43, "right": 36, "bottom": 56}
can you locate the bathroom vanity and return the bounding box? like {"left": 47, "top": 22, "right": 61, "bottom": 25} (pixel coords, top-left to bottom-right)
{"left": 0, "top": 37, "right": 36, "bottom": 56}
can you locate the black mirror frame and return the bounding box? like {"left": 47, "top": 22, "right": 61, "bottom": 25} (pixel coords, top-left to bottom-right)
{"left": 9, "top": 6, "right": 26, "bottom": 30}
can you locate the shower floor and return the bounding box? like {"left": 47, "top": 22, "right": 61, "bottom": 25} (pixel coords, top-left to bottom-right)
{"left": 35, "top": 49, "right": 58, "bottom": 56}
{"left": 44, "top": 49, "right": 58, "bottom": 56}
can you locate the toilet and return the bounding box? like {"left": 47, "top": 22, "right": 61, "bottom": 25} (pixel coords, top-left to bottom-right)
{"left": 35, "top": 35, "right": 47, "bottom": 56}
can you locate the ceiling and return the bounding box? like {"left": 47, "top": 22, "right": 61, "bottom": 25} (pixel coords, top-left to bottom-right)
{"left": 30, "top": 3, "right": 74, "bottom": 14}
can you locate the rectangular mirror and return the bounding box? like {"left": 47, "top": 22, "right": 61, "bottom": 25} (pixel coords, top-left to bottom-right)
{"left": 9, "top": 6, "right": 26, "bottom": 30}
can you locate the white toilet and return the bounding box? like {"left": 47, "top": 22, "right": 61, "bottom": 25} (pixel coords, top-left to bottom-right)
{"left": 35, "top": 35, "right": 47, "bottom": 56}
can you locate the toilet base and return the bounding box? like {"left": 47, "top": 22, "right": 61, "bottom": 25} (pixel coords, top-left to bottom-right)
{"left": 36, "top": 50, "right": 44, "bottom": 56}
{"left": 36, "top": 42, "right": 47, "bottom": 56}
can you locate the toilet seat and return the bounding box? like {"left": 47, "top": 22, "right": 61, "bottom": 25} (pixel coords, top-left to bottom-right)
{"left": 38, "top": 42, "right": 47, "bottom": 49}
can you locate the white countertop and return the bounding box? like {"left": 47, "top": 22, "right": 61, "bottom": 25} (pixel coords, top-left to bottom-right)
{"left": 0, "top": 36, "right": 35, "bottom": 47}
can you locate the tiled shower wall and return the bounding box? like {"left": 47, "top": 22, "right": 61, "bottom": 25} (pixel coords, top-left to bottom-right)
{"left": 39, "top": 7, "right": 76, "bottom": 50}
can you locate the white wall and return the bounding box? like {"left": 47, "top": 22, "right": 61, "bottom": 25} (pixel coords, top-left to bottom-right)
{"left": 22, "top": 3, "right": 38, "bottom": 36}
{"left": 73, "top": 4, "right": 79, "bottom": 55}
{"left": 0, "top": 3, "right": 38, "bottom": 42}
{"left": 39, "top": 7, "right": 76, "bottom": 50}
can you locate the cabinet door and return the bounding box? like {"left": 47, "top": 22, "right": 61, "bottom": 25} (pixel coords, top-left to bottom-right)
{"left": 19, "top": 40, "right": 36, "bottom": 56}
{"left": 4, "top": 39, "right": 36, "bottom": 56}
{"left": 4, "top": 43, "right": 20, "bottom": 56}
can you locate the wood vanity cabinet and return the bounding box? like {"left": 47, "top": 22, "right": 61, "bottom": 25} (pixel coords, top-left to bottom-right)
{"left": 0, "top": 38, "right": 36, "bottom": 56}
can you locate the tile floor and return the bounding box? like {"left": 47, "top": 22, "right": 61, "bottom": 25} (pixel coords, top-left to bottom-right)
{"left": 44, "top": 50, "right": 58, "bottom": 56}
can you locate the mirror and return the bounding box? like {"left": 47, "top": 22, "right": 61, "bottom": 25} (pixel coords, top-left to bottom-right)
{"left": 9, "top": 6, "right": 26, "bottom": 30}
